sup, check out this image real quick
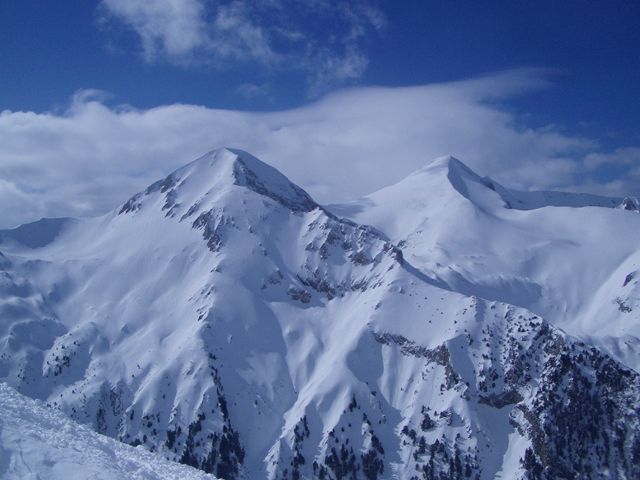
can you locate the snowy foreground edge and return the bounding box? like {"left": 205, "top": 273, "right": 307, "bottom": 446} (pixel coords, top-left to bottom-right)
{"left": 0, "top": 382, "right": 217, "bottom": 480}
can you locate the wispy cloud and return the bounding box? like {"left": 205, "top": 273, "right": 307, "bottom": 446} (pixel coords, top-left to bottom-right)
{"left": 97, "top": 0, "right": 385, "bottom": 88}
{"left": 584, "top": 147, "right": 640, "bottom": 169}
{"left": 236, "top": 82, "right": 271, "bottom": 100}
{"left": 0, "top": 69, "right": 637, "bottom": 228}
{"left": 98, "top": 0, "right": 211, "bottom": 62}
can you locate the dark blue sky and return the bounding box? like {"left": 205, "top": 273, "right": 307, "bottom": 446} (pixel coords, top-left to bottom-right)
{"left": 1, "top": 0, "right": 639, "bottom": 148}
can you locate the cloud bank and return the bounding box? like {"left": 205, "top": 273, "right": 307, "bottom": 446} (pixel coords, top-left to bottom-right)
{"left": 0, "top": 69, "right": 638, "bottom": 228}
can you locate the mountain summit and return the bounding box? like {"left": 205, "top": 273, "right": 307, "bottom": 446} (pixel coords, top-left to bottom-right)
{"left": 120, "top": 148, "right": 318, "bottom": 218}
{"left": 0, "top": 150, "right": 639, "bottom": 479}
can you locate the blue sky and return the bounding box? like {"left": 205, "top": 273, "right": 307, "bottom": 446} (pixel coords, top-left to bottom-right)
{"left": 2, "top": 0, "right": 638, "bottom": 133}
{"left": 0, "top": 1, "right": 639, "bottom": 227}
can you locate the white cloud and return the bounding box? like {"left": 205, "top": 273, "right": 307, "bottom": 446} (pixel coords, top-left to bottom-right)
{"left": 0, "top": 69, "right": 637, "bottom": 228}
{"left": 99, "top": 0, "right": 210, "bottom": 62}
{"left": 308, "top": 46, "right": 369, "bottom": 94}
{"left": 584, "top": 147, "right": 640, "bottom": 169}
{"left": 97, "top": 0, "right": 385, "bottom": 86}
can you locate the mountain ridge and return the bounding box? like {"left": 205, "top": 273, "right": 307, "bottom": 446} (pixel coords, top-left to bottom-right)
{"left": 0, "top": 149, "right": 638, "bottom": 479}
{"left": 330, "top": 154, "right": 640, "bottom": 373}
{"left": 340, "top": 153, "right": 632, "bottom": 216}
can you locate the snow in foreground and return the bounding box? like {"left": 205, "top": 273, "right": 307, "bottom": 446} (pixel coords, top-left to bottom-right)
{"left": 0, "top": 382, "right": 216, "bottom": 480}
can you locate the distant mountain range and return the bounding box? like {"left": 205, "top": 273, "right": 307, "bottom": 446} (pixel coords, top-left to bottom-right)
{"left": 1, "top": 148, "right": 638, "bottom": 479}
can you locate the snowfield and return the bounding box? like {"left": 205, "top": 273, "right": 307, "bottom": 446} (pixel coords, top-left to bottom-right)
{"left": 0, "top": 148, "right": 638, "bottom": 479}
{"left": 0, "top": 382, "right": 215, "bottom": 479}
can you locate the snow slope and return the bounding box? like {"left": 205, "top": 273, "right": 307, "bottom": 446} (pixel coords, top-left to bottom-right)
{"left": 330, "top": 155, "right": 640, "bottom": 371}
{"left": 0, "top": 148, "right": 638, "bottom": 479}
{"left": 0, "top": 382, "right": 215, "bottom": 480}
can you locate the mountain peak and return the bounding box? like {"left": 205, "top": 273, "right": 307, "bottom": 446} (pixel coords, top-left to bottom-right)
{"left": 425, "top": 154, "right": 463, "bottom": 168}
{"left": 403, "top": 155, "right": 624, "bottom": 212}
{"left": 226, "top": 149, "right": 318, "bottom": 212}
{"left": 403, "top": 154, "right": 490, "bottom": 204}
{"left": 119, "top": 148, "right": 318, "bottom": 216}
{"left": 411, "top": 155, "right": 485, "bottom": 193}
{"left": 420, "top": 155, "right": 478, "bottom": 176}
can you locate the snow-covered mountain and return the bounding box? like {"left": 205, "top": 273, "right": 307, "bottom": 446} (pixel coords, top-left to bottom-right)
{"left": 330, "top": 155, "right": 640, "bottom": 371}
{"left": 0, "top": 382, "right": 216, "bottom": 479}
{"left": 0, "top": 148, "right": 638, "bottom": 479}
